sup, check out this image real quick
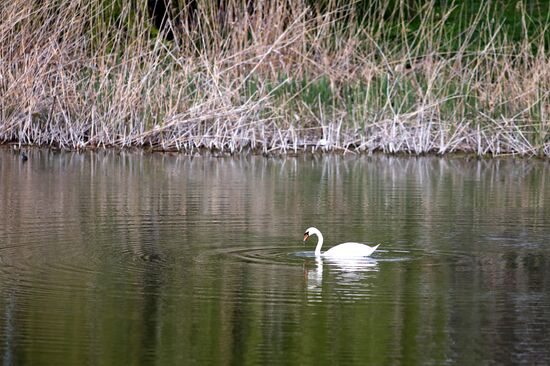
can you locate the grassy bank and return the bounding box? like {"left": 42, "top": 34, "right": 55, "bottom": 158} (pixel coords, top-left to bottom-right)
{"left": 1, "top": 0, "right": 549, "bottom": 156}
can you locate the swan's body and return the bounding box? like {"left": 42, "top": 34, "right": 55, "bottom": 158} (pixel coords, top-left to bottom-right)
{"left": 303, "top": 227, "right": 379, "bottom": 258}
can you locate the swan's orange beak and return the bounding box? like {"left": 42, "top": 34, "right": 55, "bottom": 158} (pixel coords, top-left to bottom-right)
{"left": 303, "top": 233, "right": 309, "bottom": 242}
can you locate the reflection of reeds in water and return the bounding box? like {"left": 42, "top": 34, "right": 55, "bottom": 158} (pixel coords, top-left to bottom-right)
{"left": 0, "top": 1, "right": 549, "bottom": 156}
{"left": 1, "top": 150, "right": 550, "bottom": 363}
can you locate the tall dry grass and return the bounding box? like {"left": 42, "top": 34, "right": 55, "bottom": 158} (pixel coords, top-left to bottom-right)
{"left": 0, "top": 0, "right": 549, "bottom": 156}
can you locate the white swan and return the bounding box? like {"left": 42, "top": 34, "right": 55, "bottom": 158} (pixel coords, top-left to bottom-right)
{"left": 303, "top": 227, "right": 379, "bottom": 258}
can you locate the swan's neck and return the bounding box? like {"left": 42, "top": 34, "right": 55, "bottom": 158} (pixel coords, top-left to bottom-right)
{"left": 314, "top": 230, "right": 323, "bottom": 256}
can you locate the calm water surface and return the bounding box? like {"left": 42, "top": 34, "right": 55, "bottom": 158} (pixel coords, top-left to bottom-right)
{"left": 1, "top": 148, "right": 550, "bottom": 365}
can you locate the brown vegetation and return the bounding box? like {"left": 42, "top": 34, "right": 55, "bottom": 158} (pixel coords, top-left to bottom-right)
{"left": 0, "top": 0, "right": 548, "bottom": 156}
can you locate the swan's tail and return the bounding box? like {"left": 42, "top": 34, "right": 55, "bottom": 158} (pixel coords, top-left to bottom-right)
{"left": 370, "top": 244, "right": 381, "bottom": 254}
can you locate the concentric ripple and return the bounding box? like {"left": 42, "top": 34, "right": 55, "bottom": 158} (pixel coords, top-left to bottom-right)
{"left": 201, "top": 244, "right": 476, "bottom": 273}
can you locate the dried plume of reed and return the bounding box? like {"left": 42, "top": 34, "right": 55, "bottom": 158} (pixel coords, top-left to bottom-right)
{"left": 0, "top": 0, "right": 548, "bottom": 156}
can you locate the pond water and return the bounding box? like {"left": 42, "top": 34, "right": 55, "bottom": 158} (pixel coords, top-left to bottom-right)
{"left": 1, "top": 148, "right": 550, "bottom": 365}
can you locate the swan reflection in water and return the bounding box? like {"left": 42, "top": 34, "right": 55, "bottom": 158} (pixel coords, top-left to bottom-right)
{"left": 303, "top": 256, "right": 379, "bottom": 301}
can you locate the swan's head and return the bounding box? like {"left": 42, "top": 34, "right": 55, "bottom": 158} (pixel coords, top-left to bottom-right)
{"left": 303, "top": 227, "right": 318, "bottom": 242}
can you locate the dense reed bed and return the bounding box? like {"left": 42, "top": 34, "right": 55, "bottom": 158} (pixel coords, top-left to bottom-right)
{"left": 1, "top": 0, "right": 549, "bottom": 156}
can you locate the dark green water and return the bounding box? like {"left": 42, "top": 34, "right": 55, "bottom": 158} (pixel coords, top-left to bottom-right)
{"left": 1, "top": 148, "right": 550, "bottom": 365}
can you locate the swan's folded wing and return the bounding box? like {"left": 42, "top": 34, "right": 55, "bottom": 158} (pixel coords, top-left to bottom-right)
{"left": 323, "top": 242, "right": 378, "bottom": 257}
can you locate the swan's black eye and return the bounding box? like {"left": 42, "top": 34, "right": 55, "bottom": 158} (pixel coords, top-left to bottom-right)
{"left": 304, "top": 231, "right": 309, "bottom": 236}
